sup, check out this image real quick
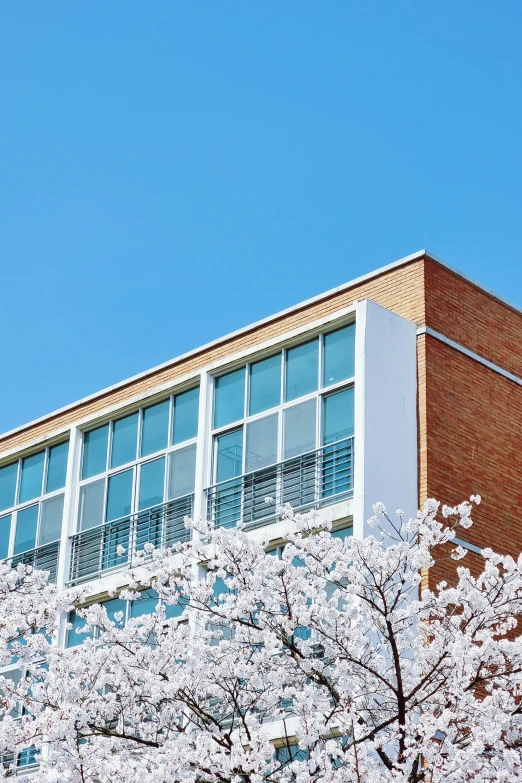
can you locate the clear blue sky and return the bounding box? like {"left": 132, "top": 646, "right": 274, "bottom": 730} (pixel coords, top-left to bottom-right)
{"left": 1, "top": 2, "right": 522, "bottom": 434}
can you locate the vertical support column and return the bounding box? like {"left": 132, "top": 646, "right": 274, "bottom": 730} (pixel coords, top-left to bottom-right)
{"left": 56, "top": 425, "right": 82, "bottom": 590}
{"left": 192, "top": 371, "right": 213, "bottom": 540}
{"left": 353, "top": 299, "right": 418, "bottom": 539}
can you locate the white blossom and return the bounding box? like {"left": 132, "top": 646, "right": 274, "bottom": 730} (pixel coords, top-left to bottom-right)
{"left": 0, "top": 496, "right": 521, "bottom": 782}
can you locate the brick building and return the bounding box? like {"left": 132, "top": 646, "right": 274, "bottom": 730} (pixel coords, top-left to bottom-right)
{"left": 0, "top": 249, "right": 518, "bottom": 736}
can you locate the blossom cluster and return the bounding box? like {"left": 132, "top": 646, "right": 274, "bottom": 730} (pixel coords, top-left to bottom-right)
{"left": 1, "top": 496, "right": 522, "bottom": 782}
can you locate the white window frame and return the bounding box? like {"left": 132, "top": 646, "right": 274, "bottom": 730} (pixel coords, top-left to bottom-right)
{"left": 0, "top": 441, "right": 70, "bottom": 559}
{"left": 76, "top": 388, "right": 200, "bottom": 533}
{"left": 209, "top": 325, "right": 355, "bottom": 485}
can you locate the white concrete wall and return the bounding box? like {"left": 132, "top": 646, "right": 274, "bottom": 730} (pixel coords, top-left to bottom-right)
{"left": 353, "top": 299, "right": 418, "bottom": 539}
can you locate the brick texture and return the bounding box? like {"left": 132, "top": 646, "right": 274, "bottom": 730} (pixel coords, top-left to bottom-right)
{"left": 418, "top": 260, "right": 522, "bottom": 589}
{"left": 425, "top": 258, "right": 522, "bottom": 378}
{"left": 422, "top": 332, "right": 522, "bottom": 589}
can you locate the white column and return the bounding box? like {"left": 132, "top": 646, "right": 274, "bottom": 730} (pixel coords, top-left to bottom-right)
{"left": 192, "top": 371, "right": 213, "bottom": 540}
{"left": 56, "top": 425, "right": 82, "bottom": 590}
{"left": 353, "top": 299, "right": 418, "bottom": 539}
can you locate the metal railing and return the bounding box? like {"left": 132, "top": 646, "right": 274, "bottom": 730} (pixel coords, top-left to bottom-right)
{"left": 8, "top": 541, "right": 60, "bottom": 584}
{"left": 68, "top": 494, "right": 194, "bottom": 585}
{"left": 206, "top": 437, "right": 354, "bottom": 530}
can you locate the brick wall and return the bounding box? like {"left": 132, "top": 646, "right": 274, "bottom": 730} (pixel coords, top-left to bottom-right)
{"left": 422, "top": 332, "right": 522, "bottom": 588}
{"left": 425, "top": 258, "right": 522, "bottom": 378}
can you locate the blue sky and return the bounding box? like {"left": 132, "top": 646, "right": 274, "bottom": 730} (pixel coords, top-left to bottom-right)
{"left": 1, "top": 2, "right": 522, "bottom": 433}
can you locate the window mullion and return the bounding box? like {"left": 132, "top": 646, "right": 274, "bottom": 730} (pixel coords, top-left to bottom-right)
{"left": 282, "top": 348, "right": 287, "bottom": 403}
{"left": 168, "top": 395, "right": 174, "bottom": 448}
{"left": 131, "top": 464, "right": 138, "bottom": 516}
{"left": 14, "top": 459, "right": 22, "bottom": 507}
{"left": 35, "top": 500, "right": 43, "bottom": 548}
{"left": 42, "top": 448, "right": 50, "bottom": 497}
{"left": 137, "top": 408, "right": 144, "bottom": 461}
{"left": 105, "top": 423, "right": 112, "bottom": 474}
{"left": 318, "top": 333, "right": 324, "bottom": 390}
{"left": 7, "top": 507, "right": 16, "bottom": 559}
{"left": 245, "top": 362, "right": 250, "bottom": 419}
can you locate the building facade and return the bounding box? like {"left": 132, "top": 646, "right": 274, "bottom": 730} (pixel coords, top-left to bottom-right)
{"left": 1, "top": 249, "right": 521, "bottom": 770}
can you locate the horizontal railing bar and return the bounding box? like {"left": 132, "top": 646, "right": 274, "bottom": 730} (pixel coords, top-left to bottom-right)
{"left": 206, "top": 437, "right": 353, "bottom": 492}
{"left": 206, "top": 438, "right": 354, "bottom": 532}
{"left": 69, "top": 494, "right": 195, "bottom": 540}
{"left": 8, "top": 540, "right": 60, "bottom": 560}
{"left": 68, "top": 494, "right": 194, "bottom": 585}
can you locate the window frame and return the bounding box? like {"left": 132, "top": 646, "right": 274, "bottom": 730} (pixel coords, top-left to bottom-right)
{"left": 76, "top": 387, "right": 200, "bottom": 533}
{"left": 65, "top": 590, "right": 188, "bottom": 648}
{"left": 0, "top": 441, "right": 70, "bottom": 559}
{"left": 210, "top": 324, "right": 355, "bottom": 485}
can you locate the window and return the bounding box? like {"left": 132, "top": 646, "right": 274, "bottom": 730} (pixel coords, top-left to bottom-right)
{"left": 275, "top": 745, "right": 309, "bottom": 762}
{"left": 0, "top": 665, "right": 43, "bottom": 772}
{"left": 208, "top": 325, "right": 355, "bottom": 526}
{"left": 214, "top": 369, "right": 245, "bottom": 428}
{"left": 66, "top": 590, "right": 186, "bottom": 648}
{"left": 0, "top": 442, "right": 69, "bottom": 559}
{"left": 286, "top": 339, "right": 318, "bottom": 401}
{"left": 249, "top": 354, "right": 281, "bottom": 415}
{"left": 77, "top": 388, "right": 199, "bottom": 560}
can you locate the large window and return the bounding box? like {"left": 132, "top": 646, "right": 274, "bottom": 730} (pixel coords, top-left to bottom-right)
{"left": 208, "top": 325, "right": 355, "bottom": 527}
{"left": 77, "top": 387, "right": 199, "bottom": 534}
{"left": 0, "top": 441, "right": 69, "bottom": 559}
{"left": 66, "top": 589, "right": 186, "bottom": 648}
{"left": 211, "top": 324, "right": 355, "bottom": 483}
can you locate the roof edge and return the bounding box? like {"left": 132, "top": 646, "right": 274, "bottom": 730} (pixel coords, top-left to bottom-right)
{"left": 3, "top": 247, "right": 520, "bottom": 444}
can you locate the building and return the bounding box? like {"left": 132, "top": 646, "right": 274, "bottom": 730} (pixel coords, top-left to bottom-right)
{"left": 1, "top": 248, "right": 521, "bottom": 768}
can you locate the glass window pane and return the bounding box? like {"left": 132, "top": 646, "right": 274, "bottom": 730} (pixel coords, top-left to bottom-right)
{"left": 323, "top": 388, "right": 354, "bottom": 445}
{"left": 212, "top": 575, "right": 230, "bottom": 601}
{"left": 0, "top": 463, "right": 18, "bottom": 512}
{"left": 284, "top": 400, "right": 316, "bottom": 459}
{"left": 168, "top": 445, "right": 196, "bottom": 499}
{"left": 111, "top": 413, "right": 138, "bottom": 468}
{"left": 165, "top": 601, "right": 184, "bottom": 620}
{"left": 106, "top": 470, "right": 133, "bottom": 522}
{"left": 14, "top": 505, "right": 39, "bottom": 554}
{"left": 332, "top": 525, "right": 352, "bottom": 540}
{"left": 173, "top": 387, "right": 199, "bottom": 445}
{"left": 19, "top": 451, "right": 45, "bottom": 504}
{"left": 141, "top": 401, "right": 169, "bottom": 457}
{"left": 130, "top": 589, "right": 159, "bottom": 619}
{"left": 249, "top": 355, "right": 281, "bottom": 415}
{"left": 66, "top": 611, "right": 94, "bottom": 647}
{"left": 138, "top": 458, "right": 165, "bottom": 511}
{"left": 216, "top": 430, "right": 243, "bottom": 482}
{"left": 0, "top": 514, "right": 11, "bottom": 559}
{"left": 79, "top": 479, "right": 105, "bottom": 531}
{"left": 245, "top": 414, "right": 278, "bottom": 472}
{"left": 46, "top": 442, "right": 69, "bottom": 493}
{"left": 323, "top": 324, "right": 355, "bottom": 387}
{"left": 214, "top": 369, "right": 245, "bottom": 428}
{"left": 276, "top": 746, "right": 309, "bottom": 762}
{"left": 82, "top": 425, "right": 109, "bottom": 479}
{"left": 39, "top": 494, "right": 64, "bottom": 545}
{"left": 285, "top": 339, "right": 318, "bottom": 402}
{"left": 104, "top": 598, "right": 127, "bottom": 625}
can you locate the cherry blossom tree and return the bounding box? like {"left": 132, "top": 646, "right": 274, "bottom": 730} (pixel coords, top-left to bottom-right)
{"left": 2, "top": 495, "right": 522, "bottom": 782}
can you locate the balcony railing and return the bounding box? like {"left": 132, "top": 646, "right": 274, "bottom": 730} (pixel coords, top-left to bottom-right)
{"left": 68, "top": 494, "right": 194, "bottom": 585}
{"left": 8, "top": 541, "right": 60, "bottom": 584}
{"left": 206, "top": 437, "right": 354, "bottom": 530}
